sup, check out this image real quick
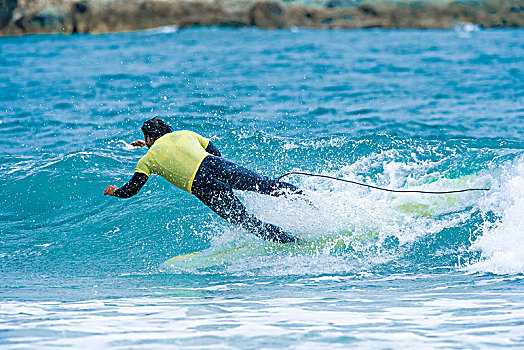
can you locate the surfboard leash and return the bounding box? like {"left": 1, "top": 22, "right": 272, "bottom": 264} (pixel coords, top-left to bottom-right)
{"left": 277, "top": 171, "right": 490, "bottom": 194}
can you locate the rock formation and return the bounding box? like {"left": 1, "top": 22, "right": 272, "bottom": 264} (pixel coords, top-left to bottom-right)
{"left": 1, "top": 0, "right": 522, "bottom": 35}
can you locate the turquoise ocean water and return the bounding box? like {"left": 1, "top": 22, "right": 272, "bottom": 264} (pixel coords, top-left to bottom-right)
{"left": 1, "top": 27, "right": 523, "bottom": 348}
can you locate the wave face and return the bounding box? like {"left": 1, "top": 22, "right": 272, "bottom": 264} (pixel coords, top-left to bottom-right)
{"left": 0, "top": 28, "right": 523, "bottom": 348}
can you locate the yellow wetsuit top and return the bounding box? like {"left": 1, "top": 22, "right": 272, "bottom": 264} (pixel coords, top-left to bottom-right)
{"left": 134, "top": 130, "right": 210, "bottom": 194}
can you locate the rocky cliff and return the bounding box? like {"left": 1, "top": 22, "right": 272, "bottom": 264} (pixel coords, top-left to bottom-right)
{"left": 1, "top": 0, "right": 522, "bottom": 35}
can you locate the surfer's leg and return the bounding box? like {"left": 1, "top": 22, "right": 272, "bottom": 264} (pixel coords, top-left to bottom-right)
{"left": 197, "top": 156, "right": 301, "bottom": 197}
{"left": 192, "top": 177, "right": 298, "bottom": 243}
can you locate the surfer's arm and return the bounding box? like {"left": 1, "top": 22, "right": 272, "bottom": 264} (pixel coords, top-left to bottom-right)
{"left": 106, "top": 172, "right": 149, "bottom": 198}
{"left": 130, "top": 140, "right": 146, "bottom": 147}
{"left": 205, "top": 141, "right": 221, "bottom": 157}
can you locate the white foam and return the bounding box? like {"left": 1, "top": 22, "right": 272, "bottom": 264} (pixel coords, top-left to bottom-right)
{"left": 466, "top": 156, "right": 524, "bottom": 275}
{"left": 214, "top": 149, "right": 483, "bottom": 274}
{"left": 188, "top": 149, "right": 523, "bottom": 276}
{"left": 145, "top": 25, "right": 179, "bottom": 35}
{"left": 115, "top": 140, "right": 136, "bottom": 150}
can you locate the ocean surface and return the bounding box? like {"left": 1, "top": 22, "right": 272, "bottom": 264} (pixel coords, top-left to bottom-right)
{"left": 1, "top": 26, "right": 523, "bottom": 348}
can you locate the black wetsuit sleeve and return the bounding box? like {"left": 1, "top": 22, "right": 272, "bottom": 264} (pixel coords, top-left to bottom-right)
{"left": 114, "top": 172, "right": 149, "bottom": 198}
{"left": 205, "top": 141, "right": 221, "bottom": 157}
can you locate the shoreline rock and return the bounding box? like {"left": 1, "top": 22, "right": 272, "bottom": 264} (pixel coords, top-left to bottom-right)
{"left": 1, "top": 0, "right": 522, "bottom": 35}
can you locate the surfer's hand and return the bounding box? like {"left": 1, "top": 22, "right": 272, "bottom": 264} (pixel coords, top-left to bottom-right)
{"left": 104, "top": 185, "right": 118, "bottom": 196}
{"left": 130, "top": 140, "right": 146, "bottom": 147}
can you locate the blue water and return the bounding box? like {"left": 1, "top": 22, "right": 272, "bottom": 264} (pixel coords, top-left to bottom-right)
{"left": 1, "top": 27, "right": 523, "bottom": 348}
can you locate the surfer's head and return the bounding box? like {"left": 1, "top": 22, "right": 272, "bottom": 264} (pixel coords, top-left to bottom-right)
{"left": 141, "top": 117, "right": 172, "bottom": 147}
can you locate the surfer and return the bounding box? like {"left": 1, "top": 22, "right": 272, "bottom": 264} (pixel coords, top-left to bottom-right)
{"left": 104, "top": 117, "right": 301, "bottom": 243}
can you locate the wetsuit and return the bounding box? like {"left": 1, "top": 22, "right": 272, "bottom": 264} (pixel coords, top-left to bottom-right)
{"left": 114, "top": 130, "right": 300, "bottom": 243}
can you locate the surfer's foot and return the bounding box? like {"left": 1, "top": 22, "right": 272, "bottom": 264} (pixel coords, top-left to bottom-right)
{"left": 279, "top": 233, "right": 299, "bottom": 244}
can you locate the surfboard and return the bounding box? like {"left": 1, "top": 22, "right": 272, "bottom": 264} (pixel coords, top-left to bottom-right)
{"left": 163, "top": 230, "right": 378, "bottom": 269}
{"left": 390, "top": 174, "right": 480, "bottom": 217}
